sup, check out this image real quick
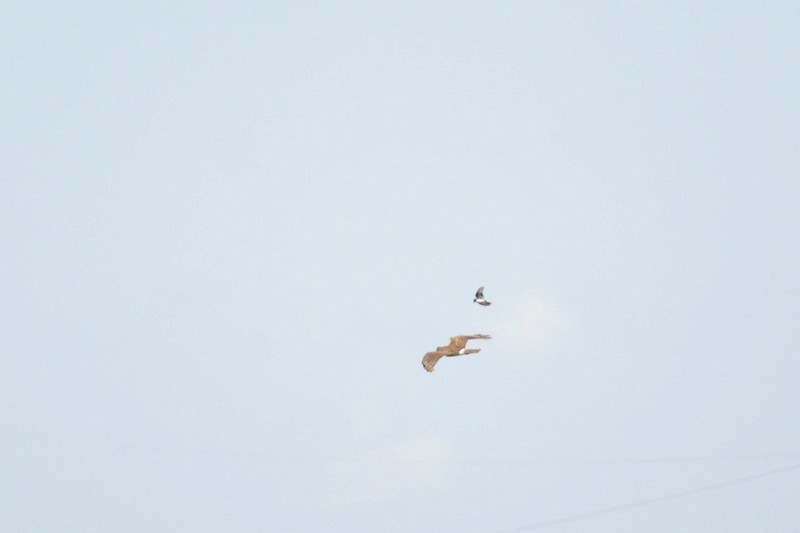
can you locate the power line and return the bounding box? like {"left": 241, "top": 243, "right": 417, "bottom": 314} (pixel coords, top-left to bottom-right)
{"left": 497, "top": 462, "right": 800, "bottom": 533}
{"left": 454, "top": 452, "right": 800, "bottom": 467}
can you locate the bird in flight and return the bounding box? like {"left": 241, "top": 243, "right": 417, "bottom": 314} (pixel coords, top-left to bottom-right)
{"left": 422, "top": 334, "right": 492, "bottom": 372}
{"left": 473, "top": 286, "right": 491, "bottom": 306}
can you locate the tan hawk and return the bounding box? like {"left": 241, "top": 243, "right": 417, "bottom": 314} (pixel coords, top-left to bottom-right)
{"left": 422, "top": 334, "right": 492, "bottom": 372}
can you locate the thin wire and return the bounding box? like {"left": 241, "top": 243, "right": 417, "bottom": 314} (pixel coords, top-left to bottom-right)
{"left": 497, "top": 462, "right": 800, "bottom": 533}
{"left": 455, "top": 452, "right": 800, "bottom": 467}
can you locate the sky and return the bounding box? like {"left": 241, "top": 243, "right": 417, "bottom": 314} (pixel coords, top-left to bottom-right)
{"left": 2, "top": 1, "right": 800, "bottom": 531}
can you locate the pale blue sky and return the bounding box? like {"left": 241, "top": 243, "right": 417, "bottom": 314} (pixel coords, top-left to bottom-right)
{"left": 2, "top": 2, "right": 799, "bottom": 532}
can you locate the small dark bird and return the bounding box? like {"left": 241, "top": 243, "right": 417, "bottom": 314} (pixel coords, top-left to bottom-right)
{"left": 422, "top": 334, "right": 492, "bottom": 372}
{"left": 473, "top": 286, "right": 491, "bottom": 306}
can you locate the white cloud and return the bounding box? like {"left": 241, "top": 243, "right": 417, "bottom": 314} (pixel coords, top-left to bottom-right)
{"left": 491, "top": 295, "right": 571, "bottom": 356}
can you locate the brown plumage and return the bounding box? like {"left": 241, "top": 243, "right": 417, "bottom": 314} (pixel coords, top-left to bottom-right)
{"left": 422, "top": 334, "right": 492, "bottom": 372}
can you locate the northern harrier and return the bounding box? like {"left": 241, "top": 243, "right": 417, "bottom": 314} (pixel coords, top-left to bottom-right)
{"left": 473, "top": 286, "right": 491, "bottom": 306}
{"left": 422, "top": 334, "right": 492, "bottom": 372}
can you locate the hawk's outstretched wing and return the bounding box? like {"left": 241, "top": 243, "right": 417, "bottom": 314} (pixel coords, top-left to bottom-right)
{"left": 475, "top": 286, "right": 485, "bottom": 299}
{"left": 422, "top": 351, "right": 446, "bottom": 372}
{"left": 442, "top": 334, "right": 492, "bottom": 352}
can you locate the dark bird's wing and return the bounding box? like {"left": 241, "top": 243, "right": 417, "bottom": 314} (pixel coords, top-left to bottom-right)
{"left": 422, "top": 351, "right": 446, "bottom": 372}
{"left": 475, "top": 286, "right": 485, "bottom": 299}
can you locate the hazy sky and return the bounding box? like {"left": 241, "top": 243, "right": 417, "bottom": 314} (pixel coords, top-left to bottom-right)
{"left": 2, "top": 2, "right": 799, "bottom": 532}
